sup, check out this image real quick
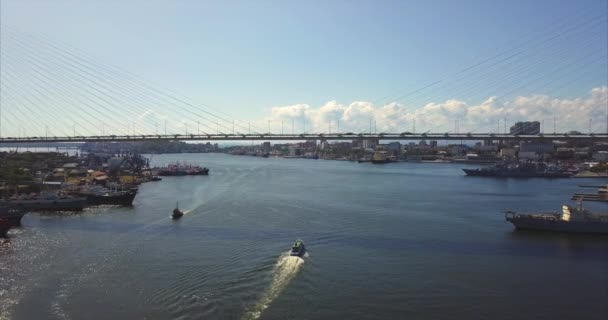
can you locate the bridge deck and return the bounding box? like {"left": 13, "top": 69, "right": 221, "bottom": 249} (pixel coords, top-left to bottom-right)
{"left": 1, "top": 133, "right": 606, "bottom": 143}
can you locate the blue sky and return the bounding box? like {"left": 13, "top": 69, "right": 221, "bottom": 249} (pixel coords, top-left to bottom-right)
{"left": 0, "top": 0, "right": 607, "bottom": 135}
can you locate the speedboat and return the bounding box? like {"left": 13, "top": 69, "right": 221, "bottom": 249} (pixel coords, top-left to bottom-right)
{"left": 290, "top": 239, "right": 306, "bottom": 257}
{"left": 171, "top": 202, "right": 184, "bottom": 219}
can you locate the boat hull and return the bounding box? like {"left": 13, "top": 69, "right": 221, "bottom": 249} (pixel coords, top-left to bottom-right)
{"left": 0, "top": 212, "right": 26, "bottom": 226}
{"left": 172, "top": 208, "right": 184, "bottom": 219}
{"left": 506, "top": 216, "right": 608, "bottom": 234}
{"left": 371, "top": 160, "right": 394, "bottom": 164}
{"left": 463, "top": 168, "right": 571, "bottom": 178}
{"left": 290, "top": 239, "right": 306, "bottom": 257}
{"left": 86, "top": 191, "right": 137, "bottom": 206}
{"left": 290, "top": 249, "right": 305, "bottom": 257}
{"left": 6, "top": 198, "right": 87, "bottom": 211}
{"left": 158, "top": 168, "right": 209, "bottom": 176}
{"left": 0, "top": 218, "right": 17, "bottom": 237}
{"left": 0, "top": 206, "right": 27, "bottom": 226}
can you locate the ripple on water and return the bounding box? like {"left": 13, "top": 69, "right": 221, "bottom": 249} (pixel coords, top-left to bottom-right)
{"left": 143, "top": 238, "right": 268, "bottom": 319}
{"left": 4, "top": 156, "right": 607, "bottom": 320}
{"left": 0, "top": 224, "right": 68, "bottom": 320}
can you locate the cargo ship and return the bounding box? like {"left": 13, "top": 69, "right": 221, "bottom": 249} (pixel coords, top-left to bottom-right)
{"left": 156, "top": 163, "right": 209, "bottom": 176}
{"left": 79, "top": 186, "right": 138, "bottom": 206}
{"left": 3, "top": 193, "right": 87, "bottom": 211}
{"left": 505, "top": 203, "right": 608, "bottom": 234}
{"left": 463, "top": 162, "right": 572, "bottom": 178}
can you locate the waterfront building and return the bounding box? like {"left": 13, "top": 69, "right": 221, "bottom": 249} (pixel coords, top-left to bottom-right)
{"left": 288, "top": 145, "right": 300, "bottom": 156}
{"left": 449, "top": 144, "right": 468, "bottom": 156}
{"left": 351, "top": 140, "right": 363, "bottom": 150}
{"left": 510, "top": 121, "right": 540, "bottom": 135}
{"left": 500, "top": 148, "right": 516, "bottom": 157}
{"left": 319, "top": 140, "right": 329, "bottom": 150}
{"left": 592, "top": 151, "right": 608, "bottom": 161}
{"left": 474, "top": 144, "right": 498, "bottom": 152}
{"left": 302, "top": 140, "right": 317, "bottom": 149}
{"left": 555, "top": 147, "right": 575, "bottom": 159}
{"left": 518, "top": 142, "right": 554, "bottom": 160}
{"left": 362, "top": 139, "right": 378, "bottom": 150}
{"left": 387, "top": 142, "right": 401, "bottom": 151}
{"left": 387, "top": 142, "right": 402, "bottom": 159}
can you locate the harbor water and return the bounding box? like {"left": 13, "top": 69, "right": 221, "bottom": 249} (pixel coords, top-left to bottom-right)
{"left": 1, "top": 153, "right": 607, "bottom": 319}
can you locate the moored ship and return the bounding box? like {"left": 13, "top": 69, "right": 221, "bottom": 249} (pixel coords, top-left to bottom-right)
{"left": 572, "top": 184, "right": 608, "bottom": 202}
{"left": 0, "top": 218, "right": 18, "bottom": 237}
{"left": 4, "top": 193, "right": 87, "bottom": 211}
{"left": 371, "top": 151, "right": 397, "bottom": 164}
{"left": 80, "top": 186, "right": 138, "bottom": 206}
{"left": 505, "top": 203, "right": 608, "bottom": 234}
{"left": 156, "top": 163, "right": 209, "bottom": 176}
{"left": 463, "top": 161, "right": 573, "bottom": 178}
{"left": 0, "top": 205, "right": 27, "bottom": 226}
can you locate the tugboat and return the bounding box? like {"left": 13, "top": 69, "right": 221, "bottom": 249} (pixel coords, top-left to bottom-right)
{"left": 171, "top": 202, "right": 184, "bottom": 219}
{"left": 0, "top": 205, "right": 27, "bottom": 226}
{"left": 505, "top": 202, "right": 608, "bottom": 234}
{"left": 290, "top": 239, "right": 306, "bottom": 257}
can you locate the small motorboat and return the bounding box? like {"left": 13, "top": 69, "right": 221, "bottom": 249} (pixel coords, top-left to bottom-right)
{"left": 171, "top": 202, "right": 184, "bottom": 219}
{"left": 290, "top": 239, "right": 306, "bottom": 257}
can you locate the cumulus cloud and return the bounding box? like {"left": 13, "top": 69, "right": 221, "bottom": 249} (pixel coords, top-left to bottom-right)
{"left": 260, "top": 86, "right": 608, "bottom": 133}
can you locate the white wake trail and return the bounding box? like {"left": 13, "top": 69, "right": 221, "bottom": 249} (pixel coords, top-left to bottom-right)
{"left": 242, "top": 252, "right": 305, "bottom": 320}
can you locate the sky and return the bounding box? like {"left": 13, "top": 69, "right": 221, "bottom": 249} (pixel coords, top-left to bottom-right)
{"left": 0, "top": 0, "right": 607, "bottom": 136}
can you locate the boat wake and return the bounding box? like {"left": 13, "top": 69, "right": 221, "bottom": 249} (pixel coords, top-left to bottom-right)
{"left": 242, "top": 252, "right": 305, "bottom": 320}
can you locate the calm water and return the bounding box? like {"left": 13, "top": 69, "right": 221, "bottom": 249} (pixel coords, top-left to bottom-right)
{"left": 1, "top": 153, "right": 607, "bottom": 320}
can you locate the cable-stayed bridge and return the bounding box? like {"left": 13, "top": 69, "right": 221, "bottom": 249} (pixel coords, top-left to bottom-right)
{"left": 1, "top": 133, "right": 606, "bottom": 144}
{"left": 0, "top": 10, "right": 607, "bottom": 144}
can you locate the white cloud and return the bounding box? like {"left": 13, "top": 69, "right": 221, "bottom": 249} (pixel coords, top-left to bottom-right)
{"left": 261, "top": 86, "right": 608, "bottom": 133}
